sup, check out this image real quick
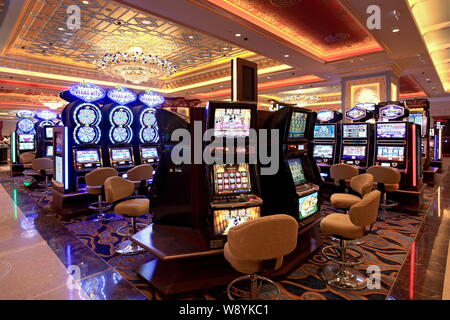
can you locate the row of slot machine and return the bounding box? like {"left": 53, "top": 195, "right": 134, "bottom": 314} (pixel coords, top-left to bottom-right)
{"left": 150, "top": 101, "right": 322, "bottom": 248}
{"left": 52, "top": 83, "right": 162, "bottom": 193}
{"left": 312, "top": 101, "right": 427, "bottom": 191}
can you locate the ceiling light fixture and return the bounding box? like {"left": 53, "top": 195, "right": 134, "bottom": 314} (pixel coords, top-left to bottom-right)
{"left": 392, "top": 28, "right": 400, "bottom": 33}
{"left": 284, "top": 54, "right": 290, "bottom": 58}
{"left": 235, "top": 33, "right": 241, "bottom": 37}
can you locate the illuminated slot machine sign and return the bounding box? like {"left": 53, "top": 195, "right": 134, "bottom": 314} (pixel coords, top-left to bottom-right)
{"left": 213, "top": 108, "right": 252, "bottom": 138}
{"left": 379, "top": 104, "right": 407, "bottom": 121}
{"left": 376, "top": 122, "right": 407, "bottom": 139}
{"left": 16, "top": 113, "right": 36, "bottom": 152}
{"left": 342, "top": 123, "right": 368, "bottom": 139}
{"left": 74, "top": 149, "right": 102, "bottom": 171}
{"left": 18, "top": 133, "right": 35, "bottom": 151}
{"left": 109, "top": 147, "right": 134, "bottom": 167}
{"left": 346, "top": 107, "right": 367, "bottom": 122}
{"left": 316, "top": 110, "right": 335, "bottom": 123}
{"left": 313, "top": 124, "right": 335, "bottom": 139}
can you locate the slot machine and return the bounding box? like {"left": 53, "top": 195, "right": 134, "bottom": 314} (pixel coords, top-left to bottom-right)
{"left": 258, "top": 104, "right": 322, "bottom": 227}
{"left": 54, "top": 82, "right": 105, "bottom": 192}
{"left": 205, "top": 101, "right": 263, "bottom": 248}
{"left": 339, "top": 123, "right": 374, "bottom": 171}
{"left": 405, "top": 99, "right": 431, "bottom": 168}
{"left": 34, "top": 110, "right": 58, "bottom": 158}
{"left": 11, "top": 110, "right": 37, "bottom": 164}
{"left": 312, "top": 109, "right": 343, "bottom": 180}
{"left": 374, "top": 121, "right": 421, "bottom": 190}
{"left": 132, "top": 91, "right": 164, "bottom": 168}
{"left": 102, "top": 87, "right": 136, "bottom": 174}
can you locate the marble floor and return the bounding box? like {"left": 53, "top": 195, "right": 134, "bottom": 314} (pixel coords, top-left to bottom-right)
{"left": 0, "top": 160, "right": 449, "bottom": 300}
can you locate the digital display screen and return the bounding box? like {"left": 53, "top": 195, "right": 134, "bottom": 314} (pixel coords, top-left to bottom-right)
{"left": 313, "top": 124, "right": 335, "bottom": 139}
{"left": 55, "top": 156, "right": 63, "bottom": 184}
{"left": 287, "top": 158, "right": 306, "bottom": 185}
{"left": 19, "top": 143, "right": 34, "bottom": 151}
{"left": 213, "top": 163, "right": 251, "bottom": 195}
{"left": 111, "top": 148, "right": 132, "bottom": 162}
{"left": 342, "top": 145, "right": 367, "bottom": 160}
{"left": 19, "top": 134, "right": 34, "bottom": 143}
{"left": 141, "top": 147, "right": 158, "bottom": 160}
{"left": 376, "top": 122, "right": 407, "bottom": 139}
{"left": 299, "top": 192, "right": 319, "bottom": 220}
{"left": 46, "top": 146, "right": 53, "bottom": 157}
{"left": 45, "top": 127, "right": 53, "bottom": 139}
{"left": 75, "top": 150, "right": 100, "bottom": 164}
{"left": 342, "top": 124, "right": 368, "bottom": 139}
{"left": 313, "top": 144, "right": 334, "bottom": 159}
{"left": 213, "top": 108, "right": 251, "bottom": 138}
{"left": 288, "top": 112, "right": 307, "bottom": 139}
{"left": 212, "top": 207, "right": 260, "bottom": 236}
{"left": 377, "top": 146, "right": 405, "bottom": 162}
{"left": 54, "top": 132, "right": 62, "bottom": 154}
{"left": 409, "top": 113, "right": 427, "bottom": 137}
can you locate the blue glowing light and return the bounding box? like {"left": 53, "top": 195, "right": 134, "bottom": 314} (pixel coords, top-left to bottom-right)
{"left": 69, "top": 82, "right": 106, "bottom": 102}
{"left": 107, "top": 87, "right": 137, "bottom": 105}
{"left": 138, "top": 91, "right": 164, "bottom": 108}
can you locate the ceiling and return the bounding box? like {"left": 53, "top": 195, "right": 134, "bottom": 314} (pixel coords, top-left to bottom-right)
{"left": 0, "top": 0, "right": 449, "bottom": 122}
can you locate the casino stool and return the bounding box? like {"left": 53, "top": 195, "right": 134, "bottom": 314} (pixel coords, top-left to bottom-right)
{"left": 330, "top": 173, "right": 373, "bottom": 213}
{"left": 24, "top": 158, "right": 53, "bottom": 193}
{"left": 319, "top": 190, "right": 381, "bottom": 290}
{"left": 367, "top": 166, "right": 401, "bottom": 219}
{"left": 104, "top": 176, "right": 149, "bottom": 255}
{"left": 20, "top": 152, "right": 36, "bottom": 170}
{"left": 85, "top": 167, "right": 118, "bottom": 221}
{"left": 126, "top": 164, "right": 154, "bottom": 197}
{"left": 224, "top": 215, "right": 298, "bottom": 300}
{"left": 330, "top": 163, "right": 359, "bottom": 193}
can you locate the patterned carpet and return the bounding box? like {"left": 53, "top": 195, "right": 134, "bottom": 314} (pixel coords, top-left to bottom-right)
{"left": 6, "top": 174, "right": 438, "bottom": 300}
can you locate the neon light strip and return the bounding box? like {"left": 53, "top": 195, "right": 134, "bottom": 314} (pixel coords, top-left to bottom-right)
{"left": 410, "top": 241, "right": 416, "bottom": 299}
{"left": 11, "top": 132, "right": 16, "bottom": 163}
{"left": 439, "top": 128, "right": 443, "bottom": 160}
{"left": 412, "top": 124, "right": 417, "bottom": 187}
{"left": 64, "top": 127, "right": 69, "bottom": 190}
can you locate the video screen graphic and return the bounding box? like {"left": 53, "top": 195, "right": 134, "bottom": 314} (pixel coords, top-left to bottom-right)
{"left": 376, "top": 122, "right": 407, "bottom": 139}
{"left": 376, "top": 146, "right": 405, "bottom": 162}
{"left": 342, "top": 145, "right": 367, "bottom": 160}
{"left": 213, "top": 163, "right": 251, "bottom": 195}
{"left": 55, "top": 156, "right": 63, "bottom": 184}
{"left": 342, "top": 124, "right": 368, "bottom": 139}
{"left": 288, "top": 112, "right": 307, "bottom": 139}
{"left": 212, "top": 207, "right": 260, "bottom": 236}
{"left": 19, "top": 143, "right": 34, "bottom": 151}
{"left": 313, "top": 145, "right": 334, "bottom": 159}
{"left": 287, "top": 158, "right": 306, "bottom": 185}
{"left": 299, "top": 192, "right": 319, "bottom": 220}
{"left": 313, "top": 125, "right": 335, "bottom": 139}
{"left": 75, "top": 149, "right": 100, "bottom": 164}
{"left": 111, "top": 148, "right": 132, "bottom": 162}
{"left": 19, "top": 134, "right": 34, "bottom": 143}
{"left": 141, "top": 147, "right": 158, "bottom": 160}
{"left": 45, "top": 146, "right": 53, "bottom": 157}
{"left": 213, "top": 108, "right": 251, "bottom": 138}
{"left": 45, "top": 127, "right": 53, "bottom": 139}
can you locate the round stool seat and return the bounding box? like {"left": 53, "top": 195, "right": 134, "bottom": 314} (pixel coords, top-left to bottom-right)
{"left": 320, "top": 214, "right": 365, "bottom": 240}
{"left": 330, "top": 193, "right": 361, "bottom": 209}
{"left": 115, "top": 198, "right": 149, "bottom": 217}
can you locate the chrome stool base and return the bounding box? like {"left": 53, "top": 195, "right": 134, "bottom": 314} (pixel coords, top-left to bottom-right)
{"left": 88, "top": 201, "right": 112, "bottom": 211}
{"left": 227, "top": 274, "right": 281, "bottom": 300}
{"left": 115, "top": 239, "right": 145, "bottom": 255}
{"left": 88, "top": 212, "right": 115, "bottom": 222}
{"left": 116, "top": 223, "right": 149, "bottom": 236}
{"left": 321, "top": 244, "right": 365, "bottom": 266}
{"left": 319, "top": 264, "right": 367, "bottom": 291}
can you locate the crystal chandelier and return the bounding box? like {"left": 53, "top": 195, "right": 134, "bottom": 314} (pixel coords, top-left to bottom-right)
{"left": 31, "top": 93, "right": 65, "bottom": 110}
{"left": 281, "top": 94, "right": 320, "bottom": 106}
{"left": 93, "top": 46, "right": 177, "bottom": 84}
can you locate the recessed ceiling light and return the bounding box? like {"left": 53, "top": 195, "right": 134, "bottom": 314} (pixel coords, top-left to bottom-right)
{"left": 58, "top": 27, "right": 64, "bottom": 31}
{"left": 234, "top": 33, "right": 241, "bottom": 37}
{"left": 82, "top": 1, "right": 89, "bottom": 4}
{"left": 266, "top": 76, "right": 271, "bottom": 79}
{"left": 142, "top": 20, "right": 151, "bottom": 25}
{"left": 188, "top": 35, "right": 194, "bottom": 39}
{"left": 222, "top": 47, "right": 229, "bottom": 50}
{"left": 350, "top": 60, "right": 354, "bottom": 63}
{"left": 284, "top": 54, "right": 290, "bottom": 58}
{"left": 26, "top": 78, "right": 30, "bottom": 81}
{"left": 392, "top": 28, "right": 400, "bottom": 33}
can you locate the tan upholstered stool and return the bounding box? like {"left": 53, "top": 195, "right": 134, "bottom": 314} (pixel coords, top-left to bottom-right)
{"left": 23, "top": 158, "right": 53, "bottom": 193}
{"left": 330, "top": 163, "right": 359, "bottom": 192}
{"left": 85, "top": 167, "right": 118, "bottom": 221}
{"left": 126, "top": 164, "right": 154, "bottom": 197}
{"left": 224, "top": 214, "right": 298, "bottom": 300}
{"left": 20, "top": 152, "right": 36, "bottom": 169}
{"left": 104, "top": 176, "right": 150, "bottom": 255}
{"left": 319, "top": 190, "right": 381, "bottom": 290}
{"left": 367, "top": 166, "right": 401, "bottom": 219}
{"left": 330, "top": 173, "right": 373, "bottom": 213}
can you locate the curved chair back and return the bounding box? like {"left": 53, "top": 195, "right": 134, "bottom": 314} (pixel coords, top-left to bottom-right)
{"left": 104, "top": 176, "right": 135, "bottom": 203}
{"left": 330, "top": 163, "right": 359, "bottom": 180}
{"left": 367, "top": 166, "right": 401, "bottom": 184}
{"left": 127, "top": 164, "right": 153, "bottom": 182}
{"left": 350, "top": 173, "right": 373, "bottom": 196}
{"left": 20, "top": 152, "right": 35, "bottom": 164}
{"left": 227, "top": 214, "right": 298, "bottom": 268}
{"left": 85, "top": 167, "right": 118, "bottom": 187}
{"left": 31, "top": 158, "right": 53, "bottom": 171}
{"left": 348, "top": 190, "right": 381, "bottom": 228}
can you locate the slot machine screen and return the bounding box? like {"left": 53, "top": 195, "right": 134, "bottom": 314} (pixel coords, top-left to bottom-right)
{"left": 75, "top": 149, "right": 100, "bottom": 164}
{"left": 141, "top": 147, "right": 158, "bottom": 161}
{"left": 212, "top": 207, "right": 260, "bottom": 236}
{"left": 213, "top": 108, "right": 251, "bottom": 138}
{"left": 45, "top": 146, "right": 53, "bottom": 157}
{"left": 376, "top": 146, "right": 405, "bottom": 162}
{"left": 54, "top": 132, "right": 63, "bottom": 154}
{"left": 45, "top": 127, "right": 53, "bottom": 139}
{"left": 213, "top": 163, "right": 251, "bottom": 195}
{"left": 19, "top": 134, "right": 34, "bottom": 143}
{"left": 376, "top": 122, "right": 407, "bottom": 139}
{"left": 342, "top": 145, "right": 367, "bottom": 160}
{"left": 288, "top": 111, "right": 307, "bottom": 139}
{"left": 313, "top": 124, "right": 335, "bottom": 139}
{"left": 313, "top": 145, "right": 334, "bottom": 159}
{"left": 342, "top": 124, "right": 368, "bottom": 139}
{"left": 111, "top": 148, "right": 132, "bottom": 162}
{"left": 55, "top": 156, "right": 63, "bottom": 184}
{"left": 299, "top": 192, "right": 319, "bottom": 220}
{"left": 287, "top": 158, "right": 306, "bottom": 185}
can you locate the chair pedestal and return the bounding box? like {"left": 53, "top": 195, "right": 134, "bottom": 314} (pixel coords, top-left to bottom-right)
{"left": 227, "top": 273, "right": 281, "bottom": 300}
{"left": 88, "top": 194, "right": 114, "bottom": 221}
{"left": 115, "top": 216, "right": 145, "bottom": 255}
{"left": 379, "top": 192, "right": 398, "bottom": 219}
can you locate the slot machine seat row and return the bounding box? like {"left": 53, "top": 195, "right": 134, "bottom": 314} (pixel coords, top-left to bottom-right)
{"left": 224, "top": 215, "right": 298, "bottom": 300}
{"left": 104, "top": 176, "right": 149, "bottom": 255}
{"left": 24, "top": 158, "right": 53, "bottom": 192}
{"left": 367, "top": 166, "right": 401, "bottom": 218}
{"left": 330, "top": 164, "right": 359, "bottom": 192}
{"left": 19, "top": 152, "right": 36, "bottom": 169}
{"left": 126, "top": 164, "right": 154, "bottom": 197}
{"left": 330, "top": 174, "right": 374, "bottom": 212}
{"left": 319, "top": 190, "right": 381, "bottom": 290}
{"left": 85, "top": 168, "right": 118, "bottom": 221}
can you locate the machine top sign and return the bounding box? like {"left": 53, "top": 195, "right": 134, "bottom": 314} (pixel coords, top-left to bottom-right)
{"left": 380, "top": 105, "right": 405, "bottom": 119}
{"left": 107, "top": 87, "right": 137, "bottom": 105}
{"left": 345, "top": 107, "right": 367, "bottom": 121}
{"left": 16, "top": 110, "right": 35, "bottom": 118}
{"left": 317, "top": 110, "right": 334, "bottom": 122}
{"left": 138, "top": 91, "right": 164, "bottom": 107}
{"left": 35, "top": 110, "right": 57, "bottom": 121}
{"left": 70, "top": 82, "right": 106, "bottom": 102}
{"left": 355, "top": 102, "right": 376, "bottom": 111}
